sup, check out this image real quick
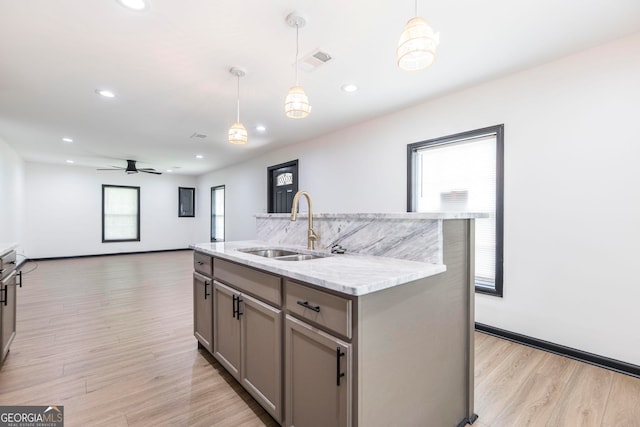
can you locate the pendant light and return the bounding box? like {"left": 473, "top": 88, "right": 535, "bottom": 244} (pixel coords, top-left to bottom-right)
{"left": 284, "top": 13, "right": 311, "bottom": 119}
{"left": 228, "top": 67, "right": 248, "bottom": 145}
{"left": 396, "top": 1, "right": 440, "bottom": 71}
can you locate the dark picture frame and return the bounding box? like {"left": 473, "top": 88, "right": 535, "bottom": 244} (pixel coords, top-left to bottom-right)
{"left": 178, "top": 187, "right": 195, "bottom": 217}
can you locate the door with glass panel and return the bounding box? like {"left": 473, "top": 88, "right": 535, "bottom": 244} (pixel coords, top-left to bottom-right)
{"left": 268, "top": 160, "right": 298, "bottom": 213}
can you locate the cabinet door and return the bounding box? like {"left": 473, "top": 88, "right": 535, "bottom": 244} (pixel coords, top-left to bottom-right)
{"left": 240, "top": 293, "right": 282, "bottom": 423}
{"left": 1, "top": 271, "right": 17, "bottom": 362}
{"left": 193, "top": 272, "right": 213, "bottom": 353}
{"left": 285, "top": 315, "right": 351, "bottom": 427}
{"left": 213, "top": 281, "right": 241, "bottom": 379}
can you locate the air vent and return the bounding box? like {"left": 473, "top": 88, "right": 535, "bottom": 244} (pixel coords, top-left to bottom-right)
{"left": 299, "top": 49, "right": 332, "bottom": 72}
{"left": 190, "top": 132, "right": 207, "bottom": 139}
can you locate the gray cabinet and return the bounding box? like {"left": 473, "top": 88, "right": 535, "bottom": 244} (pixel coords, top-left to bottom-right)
{"left": 1, "top": 250, "right": 18, "bottom": 364}
{"left": 193, "top": 272, "right": 213, "bottom": 352}
{"left": 284, "top": 314, "right": 351, "bottom": 427}
{"left": 213, "top": 281, "right": 241, "bottom": 378}
{"left": 213, "top": 277, "right": 282, "bottom": 423}
{"left": 240, "top": 290, "right": 282, "bottom": 421}
{"left": 193, "top": 252, "right": 213, "bottom": 352}
{"left": 194, "top": 251, "right": 213, "bottom": 277}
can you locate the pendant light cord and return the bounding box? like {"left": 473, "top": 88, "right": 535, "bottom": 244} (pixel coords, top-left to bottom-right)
{"left": 415, "top": 0, "right": 418, "bottom": 17}
{"left": 236, "top": 74, "right": 240, "bottom": 122}
{"left": 295, "top": 23, "right": 299, "bottom": 85}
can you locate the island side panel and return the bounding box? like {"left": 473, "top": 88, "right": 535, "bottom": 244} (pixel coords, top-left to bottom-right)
{"left": 442, "top": 219, "right": 476, "bottom": 423}
{"left": 356, "top": 219, "right": 475, "bottom": 427}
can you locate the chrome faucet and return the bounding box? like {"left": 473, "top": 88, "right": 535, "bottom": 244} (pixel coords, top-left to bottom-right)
{"left": 290, "top": 191, "right": 318, "bottom": 250}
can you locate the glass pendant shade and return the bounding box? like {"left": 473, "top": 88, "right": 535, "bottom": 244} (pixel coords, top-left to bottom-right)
{"left": 285, "top": 85, "right": 311, "bottom": 119}
{"left": 397, "top": 16, "right": 440, "bottom": 71}
{"left": 228, "top": 121, "right": 248, "bottom": 145}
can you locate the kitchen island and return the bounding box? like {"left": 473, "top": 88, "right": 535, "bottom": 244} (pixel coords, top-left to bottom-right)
{"left": 0, "top": 242, "right": 19, "bottom": 365}
{"left": 191, "top": 213, "right": 481, "bottom": 427}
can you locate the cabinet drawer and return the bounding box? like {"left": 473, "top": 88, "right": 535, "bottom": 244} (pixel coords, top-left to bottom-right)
{"left": 194, "top": 251, "right": 213, "bottom": 277}
{"left": 285, "top": 280, "right": 352, "bottom": 339}
{"left": 0, "top": 251, "right": 16, "bottom": 281}
{"left": 214, "top": 258, "right": 281, "bottom": 306}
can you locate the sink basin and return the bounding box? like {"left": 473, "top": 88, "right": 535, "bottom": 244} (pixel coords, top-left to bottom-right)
{"left": 240, "top": 249, "right": 298, "bottom": 258}
{"left": 274, "top": 254, "right": 326, "bottom": 261}
{"left": 238, "top": 248, "right": 330, "bottom": 261}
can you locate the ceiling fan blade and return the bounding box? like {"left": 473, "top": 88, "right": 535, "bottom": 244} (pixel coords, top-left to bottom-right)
{"left": 96, "top": 160, "right": 162, "bottom": 175}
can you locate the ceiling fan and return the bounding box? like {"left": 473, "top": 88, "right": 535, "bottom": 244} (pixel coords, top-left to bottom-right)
{"left": 97, "top": 159, "right": 162, "bottom": 175}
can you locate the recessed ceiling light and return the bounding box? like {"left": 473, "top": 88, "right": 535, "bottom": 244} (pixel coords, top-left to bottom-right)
{"left": 166, "top": 169, "right": 173, "bottom": 173}
{"left": 256, "top": 125, "right": 266, "bottom": 132}
{"left": 66, "top": 160, "right": 74, "bottom": 164}
{"left": 341, "top": 84, "right": 358, "bottom": 93}
{"left": 95, "top": 89, "right": 116, "bottom": 98}
{"left": 195, "top": 154, "right": 204, "bottom": 159}
{"left": 117, "top": 0, "right": 147, "bottom": 11}
{"left": 62, "top": 137, "right": 73, "bottom": 143}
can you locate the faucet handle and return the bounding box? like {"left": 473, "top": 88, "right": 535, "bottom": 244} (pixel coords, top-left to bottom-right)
{"left": 331, "top": 244, "right": 346, "bottom": 254}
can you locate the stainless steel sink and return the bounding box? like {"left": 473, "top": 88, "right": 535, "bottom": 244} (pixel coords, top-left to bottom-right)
{"left": 240, "top": 249, "right": 298, "bottom": 258}
{"left": 274, "top": 254, "right": 326, "bottom": 261}
{"left": 239, "top": 248, "right": 329, "bottom": 261}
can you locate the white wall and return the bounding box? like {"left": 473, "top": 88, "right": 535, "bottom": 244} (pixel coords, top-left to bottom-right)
{"left": 24, "top": 162, "right": 198, "bottom": 258}
{"left": 197, "top": 32, "right": 640, "bottom": 365}
{"left": 0, "top": 138, "right": 25, "bottom": 254}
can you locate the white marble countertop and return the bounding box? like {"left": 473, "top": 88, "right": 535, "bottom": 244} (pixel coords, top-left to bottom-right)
{"left": 190, "top": 240, "right": 446, "bottom": 296}
{"left": 255, "top": 212, "right": 488, "bottom": 219}
{"left": 0, "top": 243, "right": 18, "bottom": 256}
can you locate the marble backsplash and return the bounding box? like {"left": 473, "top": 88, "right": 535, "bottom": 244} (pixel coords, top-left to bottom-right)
{"left": 255, "top": 213, "right": 446, "bottom": 264}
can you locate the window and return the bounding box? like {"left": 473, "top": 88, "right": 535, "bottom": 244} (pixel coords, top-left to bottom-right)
{"left": 102, "top": 185, "right": 140, "bottom": 242}
{"left": 407, "top": 125, "right": 504, "bottom": 296}
{"left": 211, "top": 185, "right": 225, "bottom": 242}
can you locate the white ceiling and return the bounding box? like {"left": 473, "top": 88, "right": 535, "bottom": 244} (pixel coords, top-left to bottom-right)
{"left": 1, "top": 0, "right": 639, "bottom": 175}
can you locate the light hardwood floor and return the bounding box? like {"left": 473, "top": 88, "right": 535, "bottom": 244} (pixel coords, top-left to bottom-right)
{"left": 1, "top": 251, "right": 638, "bottom": 426}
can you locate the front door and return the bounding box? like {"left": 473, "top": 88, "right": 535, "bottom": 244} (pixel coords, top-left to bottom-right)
{"left": 268, "top": 160, "right": 298, "bottom": 213}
